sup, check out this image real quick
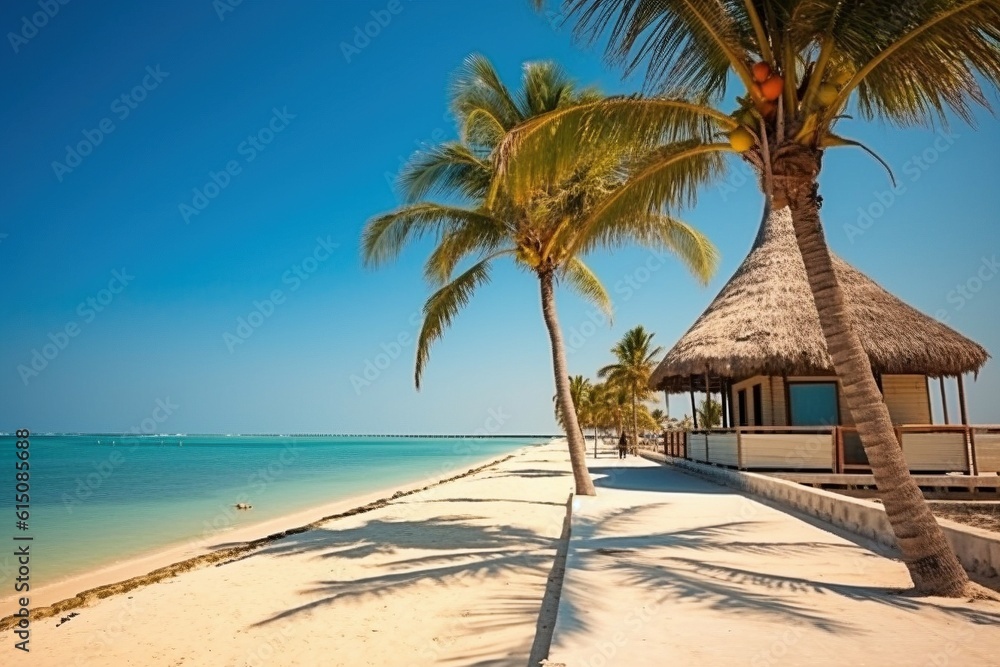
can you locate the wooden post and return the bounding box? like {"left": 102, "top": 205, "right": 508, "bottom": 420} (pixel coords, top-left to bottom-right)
{"left": 690, "top": 376, "right": 698, "bottom": 429}
{"left": 957, "top": 374, "right": 976, "bottom": 475}
{"left": 939, "top": 377, "right": 949, "bottom": 424}
{"left": 736, "top": 427, "right": 743, "bottom": 469}
{"left": 727, "top": 380, "right": 736, "bottom": 428}
{"left": 720, "top": 380, "right": 729, "bottom": 428}
{"left": 835, "top": 427, "right": 845, "bottom": 474}
{"left": 703, "top": 371, "right": 711, "bottom": 429}
{"left": 957, "top": 374, "right": 969, "bottom": 426}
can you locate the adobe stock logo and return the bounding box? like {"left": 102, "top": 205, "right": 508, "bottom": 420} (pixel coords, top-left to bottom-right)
{"left": 179, "top": 107, "right": 295, "bottom": 224}
{"left": 340, "top": 0, "right": 410, "bottom": 64}
{"left": 17, "top": 269, "right": 134, "bottom": 385}
{"left": 7, "top": 0, "right": 71, "bottom": 54}
{"left": 222, "top": 236, "right": 338, "bottom": 352}
{"left": 51, "top": 66, "right": 170, "bottom": 182}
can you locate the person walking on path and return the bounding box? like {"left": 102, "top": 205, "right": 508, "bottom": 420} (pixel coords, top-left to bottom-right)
{"left": 618, "top": 432, "right": 628, "bottom": 459}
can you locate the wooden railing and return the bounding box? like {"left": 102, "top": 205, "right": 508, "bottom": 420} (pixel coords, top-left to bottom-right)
{"left": 662, "top": 430, "right": 687, "bottom": 458}
{"left": 660, "top": 424, "right": 1000, "bottom": 475}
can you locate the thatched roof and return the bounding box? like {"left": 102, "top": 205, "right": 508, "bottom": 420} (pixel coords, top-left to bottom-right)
{"left": 652, "top": 207, "right": 989, "bottom": 393}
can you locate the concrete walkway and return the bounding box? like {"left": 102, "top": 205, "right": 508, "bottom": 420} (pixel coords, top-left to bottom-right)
{"left": 546, "top": 453, "right": 1000, "bottom": 666}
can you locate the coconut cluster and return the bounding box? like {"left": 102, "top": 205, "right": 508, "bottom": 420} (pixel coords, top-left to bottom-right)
{"left": 727, "top": 61, "right": 852, "bottom": 153}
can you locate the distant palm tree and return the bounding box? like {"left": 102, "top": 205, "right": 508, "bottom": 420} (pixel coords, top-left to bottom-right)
{"left": 696, "top": 398, "right": 723, "bottom": 429}
{"left": 650, "top": 408, "right": 668, "bottom": 431}
{"left": 588, "top": 381, "right": 618, "bottom": 457}
{"left": 608, "top": 383, "right": 632, "bottom": 439}
{"left": 554, "top": 375, "right": 591, "bottom": 444}
{"left": 599, "top": 326, "right": 663, "bottom": 447}
{"left": 362, "top": 55, "right": 717, "bottom": 496}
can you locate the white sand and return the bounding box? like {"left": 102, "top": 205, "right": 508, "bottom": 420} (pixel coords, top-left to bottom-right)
{"left": 8, "top": 440, "right": 999, "bottom": 666}
{"left": 0, "top": 447, "right": 539, "bottom": 616}
{"left": 1, "top": 441, "right": 575, "bottom": 666}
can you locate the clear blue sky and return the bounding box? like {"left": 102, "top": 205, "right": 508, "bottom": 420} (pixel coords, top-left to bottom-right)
{"left": 1, "top": 0, "right": 997, "bottom": 434}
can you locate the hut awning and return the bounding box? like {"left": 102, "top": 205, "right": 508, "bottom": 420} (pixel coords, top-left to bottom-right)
{"left": 651, "top": 207, "right": 989, "bottom": 393}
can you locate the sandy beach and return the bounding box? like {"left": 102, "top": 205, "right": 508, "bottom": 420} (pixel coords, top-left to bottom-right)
{"left": 5, "top": 439, "right": 1000, "bottom": 666}
{"left": 1, "top": 440, "right": 576, "bottom": 666}
{"left": 0, "top": 443, "right": 537, "bottom": 617}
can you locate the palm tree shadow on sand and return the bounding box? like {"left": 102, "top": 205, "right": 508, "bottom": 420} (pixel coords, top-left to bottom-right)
{"left": 237, "top": 464, "right": 1000, "bottom": 664}
{"left": 247, "top": 509, "right": 563, "bottom": 667}
{"left": 553, "top": 476, "right": 1000, "bottom": 647}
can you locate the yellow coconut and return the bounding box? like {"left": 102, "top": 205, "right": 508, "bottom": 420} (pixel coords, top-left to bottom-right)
{"left": 729, "top": 127, "right": 755, "bottom": 152}
{"left": 816, "top": 83, "right": 839, "bottom": 107}
{"left": 830, "top": 67, "right": 853, "bottom": 87}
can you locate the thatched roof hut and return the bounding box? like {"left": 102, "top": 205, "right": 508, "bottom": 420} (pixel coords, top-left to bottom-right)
{"left": 651, "top": 207, "right": 989, "bottom": 394}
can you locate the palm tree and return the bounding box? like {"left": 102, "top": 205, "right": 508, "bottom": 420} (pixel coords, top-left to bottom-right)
{"left": 362, "top": 55, "right": 718, "bottom": 497}
{"left": 598, "top": 325, "right": 664, "bottom": 447}
{"left": 650, "top": 408, "right": 668, "bottom": 431}
{"left": 588, "top": 380, "right": 617, "bottom": 457}
{"left": 508, "top": 0, "right": 1000, "bottom": 596}
{"left": 697, "top": 397, "right": 723, "bottom": 429}
{"left": 603, "top": 382, "right": 632, "bottom": 439}
{"left": 554, "top": 375, "right": 592, "bottom": 445}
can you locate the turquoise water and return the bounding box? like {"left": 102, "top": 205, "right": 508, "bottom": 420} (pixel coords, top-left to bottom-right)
{"left": 0, "top": 434, "right": 542, "bottom": 591}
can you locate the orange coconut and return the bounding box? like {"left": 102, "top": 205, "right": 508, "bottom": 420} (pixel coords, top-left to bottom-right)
{"left": 760, "top": 75, "right": 784, "bottom": 101}
{"left": 755, "top": 99, "right": 777, "bottom": 119}
{"left": 752, "top": 61, "right": 771, "bottom": 83}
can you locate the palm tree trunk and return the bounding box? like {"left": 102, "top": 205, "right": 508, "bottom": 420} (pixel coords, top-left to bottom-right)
{"left": 539, "top": 271, "right": 596, "bottom": 495}
{"left": 631, "top": 389, "right": 639, "bottom": 453}
{"left": 593, "top": 426, "right": 598, "bottom": 458}
{"left": 773, "top": 146, "right": 969, "bottom": 596}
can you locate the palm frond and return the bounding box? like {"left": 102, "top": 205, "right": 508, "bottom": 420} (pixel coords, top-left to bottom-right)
{"left": 451, "top": 54, "right": 523, "bottom": 146}
{"left": 561, "top": 257, "right": 613, "bottom": 321}
{"left": 583, "top": 140, "right": 731, "bottom": 225}
{"left": 415, "top": 254, "right": 505, "bottom": 388}
{"left": 423, "top": 214, "right": 509, "bottom": 285}
{"left": 819, "top": 133, "right": 896, "bottom": 186}
{"left": 361, "top": 204, "right": 499, "bottom": 269}
{"left": 519, "top": 60, "right": 577, "bottom": 116}
{"left": 400, "top": 142, "right": 492, "bottom": 203}
{"left": 827, "top": 0, "right": 1000, "bottom": 127}
{"left": 574, "top": 211, "right": 719, "bottom": 285}
{"left": 496, "top": 96, "right": 733, "bottom": 202}
{"left": 566, "top": 0, "right": 756, "bottom": 95}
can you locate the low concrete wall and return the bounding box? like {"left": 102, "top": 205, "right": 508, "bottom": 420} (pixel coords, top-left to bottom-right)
{"left": 642, "top": 453, "right": 1000, "bottom": 580}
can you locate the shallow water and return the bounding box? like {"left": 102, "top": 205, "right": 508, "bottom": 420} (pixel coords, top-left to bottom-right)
{"left": 0, "top": 434, "right": 542, "bottom": 590}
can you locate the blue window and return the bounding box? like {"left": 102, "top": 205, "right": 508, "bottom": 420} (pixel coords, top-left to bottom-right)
{"left": 788, "top": 382, "right": 839, "bottom": 426}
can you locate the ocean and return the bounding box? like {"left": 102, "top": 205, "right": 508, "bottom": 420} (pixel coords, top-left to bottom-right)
{"left": 0, "top": 434, "right": 544, "bottom": 593}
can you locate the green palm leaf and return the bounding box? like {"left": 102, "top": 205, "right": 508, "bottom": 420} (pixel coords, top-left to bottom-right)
{"left": 362, "top": 203, "right": 501, "bottom": 269}
{"left": 415, "top": 254, "right": 504, "bottom": 389}
{"left": 561, "top": 257, "right": 613, "bottom": 320}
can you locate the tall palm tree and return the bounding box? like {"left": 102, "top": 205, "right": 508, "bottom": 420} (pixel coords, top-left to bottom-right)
{"left": 598, "top": 325, "right": 664, "bottom": 447}
{"left": 362, "top": 55, "right": 718, "bottom": 496}
{"left": 508, "top": 0, "right": 1000, "bottom": 596}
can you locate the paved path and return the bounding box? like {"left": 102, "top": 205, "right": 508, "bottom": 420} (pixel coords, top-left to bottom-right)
{"left": 546, "top": 453, "right": 1000, "bottom": 666}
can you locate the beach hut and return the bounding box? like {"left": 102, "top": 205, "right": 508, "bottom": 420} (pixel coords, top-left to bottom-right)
{"left": 653, "top": 207, "right": 997, "bottom": 474}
